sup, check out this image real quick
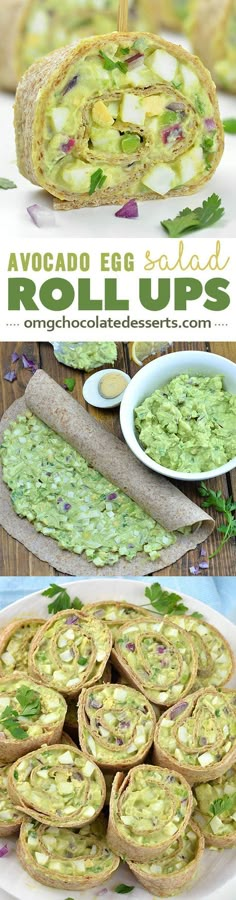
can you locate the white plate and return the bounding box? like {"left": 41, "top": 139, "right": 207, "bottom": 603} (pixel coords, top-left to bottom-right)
{"left": 0, "top": 578, "right": 235, "bottom": 900}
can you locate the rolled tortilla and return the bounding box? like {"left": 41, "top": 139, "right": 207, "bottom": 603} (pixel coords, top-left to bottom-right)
{"left": 111, "top": 616, "right": 198, "bottom": 707}
{"left": 0, "top": 370, "right": 214, "bottom": 577}
{"left": 0, "top": 618, "right": 45, "bottom": 676}
{"left": 8, "top": 744, "right": 106, "bottom": 827}
{"left": 28, "top": 609, "right": 112, "bottom": 698}
{"left": 160, "top": 0, "right": 191, "bottom": 31}
{"left": 107, "top": 765, "right": 193, "bottom": 862}
{"left": 0, "top": 0, "right": 157, "bottom": 92}
{"left": 78, "top": 683, "right": 156, "bottom": 770}
{"left": 81, "top": 600, "right": 153, "bottom": 641}
{"left": 153, "top": 688, "right": 236, "bottom": 784}
{"left": 128, "top": 819, "right": 204, "bottom": 897}
{"left": 190, "top": 0, "right": 236, "bottom": 94}
{"left": 17, "top": 814, "right": 120, "bottom": 889}
{"left": 0, "top": 673, "right": 67, "bottom": 764}
{"left": 170, "top": 615, "right": 235, "bottom": 690}
{"left": 193, "top": 765, "right": 236, "bottom": 848}
{"left": 14, "top": 32, "right": 224, "bottom": 209}
{"left": 0, "top": 763, "right": 25, "bottom": 837}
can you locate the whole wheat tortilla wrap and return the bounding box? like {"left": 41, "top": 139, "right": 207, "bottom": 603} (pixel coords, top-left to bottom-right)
{"left": 190, "top": 0, "right": 236, "bottom": 94}
{"left": 0, "top": 370, "right": 214, "bottom": 576}
{"left": 128, "top": 819, "right": 205, "bottom": 897}
{"left": 14, "top": 32, "right": 224, "bottom": 209}
{"left": 78, "top": 683, "right": 156, "bottom": 771}
{"left": 0, "top": 0, "right": 157, "bottom": 92}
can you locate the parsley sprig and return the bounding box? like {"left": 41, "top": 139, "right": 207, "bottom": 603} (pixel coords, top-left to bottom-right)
{"left": 223, "top": 118, "right": 236, "bottom": 134}
{"left": 0, "top": 686, "right": 41, "bottom": 739}
{"left": 161, "top": 194, "right": 224, "bottom": 237}
{"left": 42, "top": 583, "right": 83, "bottom": 615}
{"left": 199, "top": 483, "right": 236, "bottom": 558}
{"left": 143, "top": 582, "right": 203, "bottom": 617}
{"left": 210, "top": 794, "right": 236, "bottom": 817}
{"left": 89, "top": 168, "right": 107, "bottom": 195}
{"left": 99, "top": 50, "right": 128, "bottom": 73}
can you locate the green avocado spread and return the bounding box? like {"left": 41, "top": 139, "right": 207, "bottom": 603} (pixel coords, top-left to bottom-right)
{"left": 134, "top": 824, "right": 198, "bottom": 876}
{"left": 53, "top": 341, "right": 117, "bottom": 371}
{"left": 158, "top": 690, "right": 236, "bottom": 769}
{"left": 194, "top": 767, "right": 236, "bottom": 839}
{"left": 135, "top": 374, "right": 236, "bottom": 473}
{"left": 113, "top": 766, "right": 191, "bottom": 847}
{"left": 0, "top": 412, "right": 175, "bottom": 567}
{"left": 13, "top": 746, "right": 104, "bottom": 824}
{"left": 21, "top": 814, "right": 119, "bottom": 878}
{"left": 81, "top": 683, "right": 154, "bottom": 764}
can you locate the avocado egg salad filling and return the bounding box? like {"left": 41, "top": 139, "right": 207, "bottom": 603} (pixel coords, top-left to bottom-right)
{"left": 15, "top": 32, "right": 223, "bottom": 207}
{"left": 155, "top": 689, "right": 236, "bottom": 780}
{"left": 52, "top": 340, "right": 117, "bottom": 371}
{"left": 18, "top": 815, "right": 120, "bottom": 888}
{"left": 169, "top": 615, "right": 234, "bottom": 690}
{"left": 0, "top": 764, "right": 24, "bottom": 834}
{"left": 193, "top": 766, "right": 236, "bottom": 846}
{"left": 128, "top": 820, "right": 204, "bottom": 894}
{"left": 79, "top": 683, "right": 155, "bottom": 768}
{"left": 9, "top": 745, "right": 105, "bottom": 827}
{"left": 107, "top": 765, "right": 192, "bottom": 861}
{"left": 0, "top": 676, "right": 66, "bottom": 762}
{"left": 28, "top": 610, "right": 112, "bottom": 697}
{"left": 0, "top": 619, "right": 44, "bottom": 675}
{"left": 81, "top": 600, "right": 153, "bottom": 640}
{"left": 112, "top": 617, "right": 197, "bottom": 706}
{"left": 135, "top": 374, "right": 236, "bottom": 473}
{"left": 0, "top": 412, "right": 176, "bottom": 567}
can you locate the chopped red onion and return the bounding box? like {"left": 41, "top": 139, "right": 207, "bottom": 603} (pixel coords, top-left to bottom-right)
{"left": 64, "top": 503, "right": 71, "bottom": 511}
{"left": 204, "top": 118, "right": 216, "bottom": 131}
{"left": 189, "top": 565, "right": 200, "bottom": 575}
{"left": 162, "top": 124, "right": 183, "bottom": 145}
{"left": 89, "top": 697, "right": 103, "bottom": 710}
{"left": 106, "top": 492, "right": 118, "bottom": 500}
{"left": 115, "top": 199, "right": 139, "bottom": 219}
{"left": 27, "top": 204, "right": 56, "bottom": 228}
{"left": 126, "top": 51, "right": 144, "bottom": 68}
{"left": 199, "top": 561, "right": 209, "bottom": 570}
{"left": 200, "top": 547, "right": 207, "bottom": 557}
{"left": 11, "top": 351, "right": 19, "bottom": 363}
{"left": 0, "top": 845, "right": 8, "bottom": 858}
{"left": 72, "top": 772, "right": 83, "bottom": 781}
{"left": 120, "top": 720, "right": 130, "bottom": 729}
{"left": 156, "top": 645, "right": 166, "bottom": 654}
{"left": 169, "top": 702, "right": 188, "bottom": 720}
{"left": 199, "top": 736, "right": 207, "bottom": 746}
{"left": 61, "top": 138, "right": 75, "bottom": 153}
{"left": 116, "top": 737, "right": 124, "bottom": 746}
{"left": 66, "top": 615, "right": 79, "bottom": 625}
{"left": 21, "top": 354, "right": 37, "bottom": 371}
{"left": 4, "top": 371, "right": 17, "bottom": 382}
{"left": 63, "top": 74, "right": 79, "bottom": 95}
{"left": 125, "top": 642, "right": 135, "bottom": 652}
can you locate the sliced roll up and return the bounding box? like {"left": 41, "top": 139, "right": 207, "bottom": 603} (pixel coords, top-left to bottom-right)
{"left": 111, "top": 616, "right": 198, "bottom": 707}
{"left": 169, "top": 615, "right": 234, "bottom": 690}
{"left": 160, "top": 0, "right": 191, "bottom": 31}
{"left": 0, "top": 0, "right": 157, "bottom": 91}
{"left": 0, "top": 764, "right": 25, "bottom": 837}
{"left": 14, "top": 32, "right": 224, "bottom": 209}
{"left": 8, "top": 744, "right": 106, "bottom": 827}
{"left": 17, "top": 814, "right": 120, "bottom": 889}
{"left": 193, "top": 765, "right": 236, "bottom": 848}
{"left": 81, "top": 600, "right": 153, "bottom": 641}
{"left": 107, "top": 764, "right": 193, "bottom": 862}
{"left": 154, "top": 688, "right": 236, "bottom": 784}
{"left": 78, "top": 683, "right": 156, "bottom": 770}
{"left": 128, "top": 820, "right": 204, "bottom": 897}
{"left": 190, "top": 0, "right": 236, "bottom": 94}
{"left": 0, "top": 618, "right": 45, "bottom": 676}
{"left": 0, "top": 673, "right": 66, "bottom": 764}
{"left": 28, "top": 609, "right": 112, "bottom": 698}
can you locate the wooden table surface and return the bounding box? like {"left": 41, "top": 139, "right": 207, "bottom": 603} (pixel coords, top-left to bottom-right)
{"left": 0, "top": 340, "right": 235, "bottom": 576}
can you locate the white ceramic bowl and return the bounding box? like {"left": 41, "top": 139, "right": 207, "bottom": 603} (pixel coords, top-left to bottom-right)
{"left": 120, "top": 350, "right": 236, "bottom": 482}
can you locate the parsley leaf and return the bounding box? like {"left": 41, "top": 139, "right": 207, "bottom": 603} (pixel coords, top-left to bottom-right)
{"left": 89, "top": 168, "right": 107, "bottom": 195}
{"left": 99, "top": 50, "right": 128, "bottom": 73}
{"left": 161, "top": 194, "right": 224, "bottom": 237}
{"left": 223, "top": 118, "right": 236, "bottom": 134}
{"left": 199, "top": 483, "right": 236, "bottom": 558}
{"left": 144, "top": 583, "right": 188, "bottom": 615}
{"left": 114, "top": 887, "right": 135, "bottom": 895}
{"left": 16, "top": 686, "right": 41, "bottom": 718}
{"left": 64, "top": 377, "right": 75, "bottom": 392}
{"left": 210, "top": 794, "right": 236, "bottom": 816}
{"left": 0, "top": 178, "right": 17, "bottom": 190}
{"left": 0, "top": 706, "right": 27, "bottom": 740}
{"left": 42, "top": 583, "right": 83, "bottom": 615}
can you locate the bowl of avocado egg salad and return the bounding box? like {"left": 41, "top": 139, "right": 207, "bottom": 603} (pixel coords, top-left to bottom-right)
{"left": 120, "top": 350, "right": 236, "bottom": 481}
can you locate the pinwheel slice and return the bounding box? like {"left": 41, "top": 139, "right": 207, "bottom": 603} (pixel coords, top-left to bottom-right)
{"left": 111, "top": 616, "right": 198, "bottom": 707}
{"left": 128, "top": 819, "right": 204, "bottom": 896}
{"left": 28, "top": 609, "right": 112, "bottom": 698}
{"left": 81, "top": 600, "right": 153, "bottom": 641}
{"left": 154, "top": 688, "right": 236, "bottom": 784}
{"left": 0, "top": 674, "right": 66, "bottom": 764}
{"left": 8, "top": 744, "right": 106, "bottom": 827}
{"left": 78, "top": 683, "right": 156, "bottom": 770}
{"left": 0, "top": 764, "right": 25, "bottom": 837}
{"left": 170, "top": 615, "right": 234, "bottom": 689}
{"left": 0, "top": 0, "right": 157, "bottom": 91}
{"left": 17, "top": 814, "right": 119, "bottom": 889}
{"left": 190, "top": 0, "right": 236, "bottom": 94}
{"left": 193, "top": 765, "right": 236, "bottom": 848}
{"left": 14, "top": 32, "right": 224, "bottom": 208}
{"left": 0, "top": 618, "right": 45, "bottom": 676}
{"left": 107, "top": 764, "right": 193, "bottom": 862}
{"left": 160, "top": 0, "right": 190, "bottom": 31}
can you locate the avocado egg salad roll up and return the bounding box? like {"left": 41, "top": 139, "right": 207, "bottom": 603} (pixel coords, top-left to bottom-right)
{"left": 8, "top": 744, "right": 106, "bottom": 827}
{"left": 0, "top": 674, "right": 67, "bottom": 764}
{"left": 0, "top": 764, "right": 25, "bottom": 837}
{"left": 0, "top": 0, "right": 157, "bottom": 91}
{"left": 190, "top": 0, "right": 236, "bottom": 93}
{"left": 111, "top": 617, "right": 198, "bottom": 707}
{"left": 81, "top": 600, "right": 153, "bottom": 641}
{"left": 154, "top": 688, "right": 236, "bottom": 784}
{"left": 0, "top": 618, "right": 45, "bottom": 676}
{"left": 14, "top": 32, "right": 224, "bottom": 209}
{"left": 160, "top": 0, "right": 191, "bottom": 31}
{"left": 28, "top": 610, "right": 112, "bottom": 698}
{"left": 169, "top": 615, "right": 234, "bottom": 690}
{"left": 107, "top": 764, "right": 193, "bottom": 861}
{"left": 17, "top": 814, "right": 120, "bottom": 889}
{"left": 78, "top": 683, "right": 156, "bottom": 770}
{"left": 128, "top": 819, "right": 204, "bottom": 897}
{"left": 193, "top": 766, "right": 236, "bottom": 848}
